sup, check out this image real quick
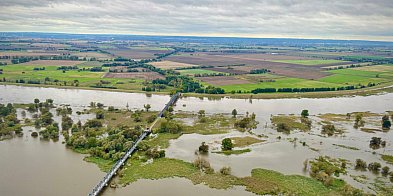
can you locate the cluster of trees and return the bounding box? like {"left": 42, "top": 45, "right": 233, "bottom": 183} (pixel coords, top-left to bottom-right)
{"left": 0, "top": 62, "right": 7, "bottom": 66}
{"left": 88, "top": 67, "right": 104, "bottom": 72}
{"left": 325, "top": 63, "right": 371, "bottom": 71}
{"left": 12, "top": 78, "right": 79, "bottom": 87}
{"left": 158, "top": 119, "right": 183, "bottom": 134}
{"left": 339, "top": 56, "right": 393, "bottom": 64}
{"left": 250, "top": 69, "right": 270, "bottom": 74}
{"left": 309, "top": 156, "right": 346, "bottom": 186}
{"left": 321, "top": 124, "right": 339, "bottom": 136}
{"left": 174, "top": 65, "right": 214, "bottom": 70}
{"left": 369, "top": 137, "right": 386, "bottom": 149}
{"left": 234, "top": 112, "right": 257, "bottom": 131}
{"left": 0, "top": 103, "right": 22, "bottom": 137}
{"left": 251, "top": 86, "right": 359, "bottom": 94}
{"left": 102, "top": 62, "right": 138, "bottom": 67}
{"left": 194, "top": 73, "right": 229, "bottom": 77}
{"left": 355, "top": 159, "right": 392, "bottom": 180}
{"left": 10, "top": 55, "right": 80, "bottom": 64}
{"left": 57, "top": 66, "right": 79, "bottom": 71}
{"left": 221, "top": 138, "right": 233, "bottom": 150}
{"left": 194, "top": 86, "right": 225, "bottom": 94}
{"left": 67, "top": 124, "right": 141, "bottom": 160}
{"left": 33, "top": 67, "right": 46, "bottom": 71}
{"left": 151, "top": 75, "right": 201, "bottom": 93}
{"left": 90, "top": 80, "right": 117, "bottom": 89}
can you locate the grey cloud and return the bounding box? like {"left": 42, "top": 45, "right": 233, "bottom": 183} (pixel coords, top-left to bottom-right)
{"left": 0, "top": 0, "right": 392, "bottom": 41}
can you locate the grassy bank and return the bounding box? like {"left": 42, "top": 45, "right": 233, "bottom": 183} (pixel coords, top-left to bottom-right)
{"left": 2, "top": 79, "right": 393, "bottom": 100}
{"left": 86, "top": 156, "right": 357, "bottom": 195}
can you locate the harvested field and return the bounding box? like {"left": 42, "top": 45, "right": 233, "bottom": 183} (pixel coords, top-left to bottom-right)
{"left": 198, "top": 76, "right": 252, "bottom": 86}
{"left": 71, "top": 52, "right": 112, "bottom": 60}
{"left": 20, "top": 60, "right": 85, "bottom": 66}
{"left": 166, "top": 52, "right": 333, "bottom": 79}
{"left": 268, "top": 59, "right": 350, "bottom": 66}
{"left": 0, "top": 51, "right": 60, "bottom": 57}
{"left": 354, "top": 65, "right": 393, "bottom": 72}
{"left": 108, "top": 67, "right": 149, "bottom": 72}
{"left": 105, "top": 48, "right": 173, "bottom": 59}
{"left": 149, "top": 61, "right": 196, "bottom": 69}
{"left": 104, "top": 72, "right": 164, "bottom": 80}
{"left": 204, "top": 67, "right": 249, "bottom": 75}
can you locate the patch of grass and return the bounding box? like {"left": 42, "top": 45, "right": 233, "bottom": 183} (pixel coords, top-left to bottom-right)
{"left": 182, "top": 114, "right": 236, "bottom": 135}
{"left": 318, "top": 113, "right": 350, "bottom": 122}
{"left": 213, "top": 149, "right": 251, "bottom": 155}
{"left": 119, "top": 158, "right": 197, "bottom": 184}
{"left": 243, "top": 168, "right": 344, "bottom": 195}
{"left": 146, "top": 133, "right": 182, "bottom": 149}
{"left": 93, "top": 109, "right": 158, "bottom": 128}
{"left": 230, "top": 136, "right": 264, "bottom": 148}
{"left": 333, "top": 144, "right": 360, "bottom": 151}
{"left": 84, "top": 156, "right": 114, "bottom": 172}
{"left": 271, "top": 115, "right": 310, "bottom": 132}
{"left": 381, "top": 154, "right": 393, "bottom": 164}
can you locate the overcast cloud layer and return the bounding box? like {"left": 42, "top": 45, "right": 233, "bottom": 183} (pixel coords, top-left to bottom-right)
{"left": 0, "top": 0, "right": 392, "bottom": 41}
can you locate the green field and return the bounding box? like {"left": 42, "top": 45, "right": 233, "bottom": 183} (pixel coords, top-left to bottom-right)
{"left": 178, "top": 69, "right": 222, "bottom": 75}
{"left": 0, "top": 64, "right": 147, "bottom": 91}
{"left": 220, "top": 77, "right": 340, "bottom": 92}
{"left": 319, "top": 68, "right": 392, "bottom": 85}
{"left": 269, "top": 59, "right": 347, "bottom": 66}
{"left": 219, "top": 65, "right": 393, "bottom": 92}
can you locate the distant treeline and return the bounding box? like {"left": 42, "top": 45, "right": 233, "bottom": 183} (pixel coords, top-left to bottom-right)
{"left": 194, "top": 73, "right": 230, "bottom": 77}
{"left": 8, "top": 55, "right": 80, "bottom": 64}
{"left": 57, "top": 66, "right": 78, "bottom": 71}
{"left": 339, "top": 56, "right": 393, "bottom": 64}
{"left": 250, "top": 69, "right": 270, "bottom": 74}
{"left": 250, "top": 84, "right": 376, "bottom": 94}
{"left": 174, "top": 65, "right": 214, "bottom": 70}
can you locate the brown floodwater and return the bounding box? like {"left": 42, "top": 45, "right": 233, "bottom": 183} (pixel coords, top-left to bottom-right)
{"left": 1, "top": 84, "right": 393, "bottom": 195}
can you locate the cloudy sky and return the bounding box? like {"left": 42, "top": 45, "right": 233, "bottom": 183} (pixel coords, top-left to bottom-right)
{"left": 0, "top": 0, "right": 392, "bottom": 41}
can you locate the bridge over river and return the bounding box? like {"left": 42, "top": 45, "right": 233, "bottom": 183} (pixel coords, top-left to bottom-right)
{"left": 88, "top": 93, "right": 181, "bottom": 196}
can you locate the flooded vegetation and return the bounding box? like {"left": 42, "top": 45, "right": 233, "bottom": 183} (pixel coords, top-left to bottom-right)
{"left": 1, "top": 85, "right": 393, "bottom": 195}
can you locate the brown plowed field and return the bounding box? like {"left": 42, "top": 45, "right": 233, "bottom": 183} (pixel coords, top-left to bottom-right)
{"left": 20, "top": 60, "right": 85, "bottom": 66}
{"left": 105, "top": 49, "right": 173, "bottom": 59}
{"left": 165, "top": 52, "right": 337, "bottom": 79}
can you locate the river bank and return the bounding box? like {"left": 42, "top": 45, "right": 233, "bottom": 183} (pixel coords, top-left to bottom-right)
{"left": 2, "top": 80, "right": 393, "bottom": 100}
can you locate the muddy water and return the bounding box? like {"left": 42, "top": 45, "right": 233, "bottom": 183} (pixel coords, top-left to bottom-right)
{"left": 1, "top": 84, "right": 393, "bottom": 195}
{"left": 0, "top": 127, "right": 104, "bottom": 196}
{"left": 0, "top": 84, "right": 170, "bottom": 110}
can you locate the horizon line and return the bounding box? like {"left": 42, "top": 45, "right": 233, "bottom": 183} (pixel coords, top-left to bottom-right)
{"left": 1, "top": 31, "right": 392, "bottom": 43}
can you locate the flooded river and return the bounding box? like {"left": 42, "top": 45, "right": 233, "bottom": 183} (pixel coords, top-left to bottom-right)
{"left": 1, "top": 85, "right": 393, "bottom": 195}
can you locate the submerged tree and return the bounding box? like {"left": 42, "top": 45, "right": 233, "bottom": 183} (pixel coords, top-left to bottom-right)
{"left": 144, "top": 104, "right": 151, "bottom": 112}
{"left": 231, "top": 109, "right": 238, "bottom": 118}
{"left": 198, "top": 142, "right": 209, "bottom": 154}
{"left": 382, "top": 115, "right": 391, "bottom": 130}
{"left": 221, "top": 138, "right": 233, "bottom": 150}
{"left": 301, "top": 110, "right": 309, "bottom": 118}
